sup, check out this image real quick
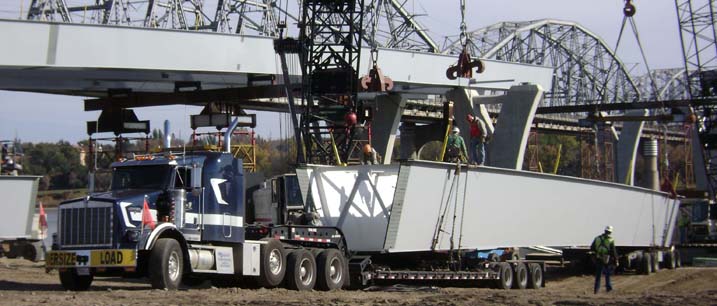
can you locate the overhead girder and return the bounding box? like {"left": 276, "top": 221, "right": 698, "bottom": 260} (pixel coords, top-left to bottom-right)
{"left": 444, "top": 19, "right": 641, "bottom": 112}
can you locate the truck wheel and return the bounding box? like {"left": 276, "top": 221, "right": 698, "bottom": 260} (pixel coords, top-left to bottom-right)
{"left": 665, "top": 250, "right": 676, "bottom": 269}
{"left": 512, "top": 263, "right": 528, "bottom": 289}
{"left": 527, "top": 263, "right": 543, "bottom": 289}
{"left": 640, "top": 252, "right": 652, "bottom": 275}
{"left": 149, "top": 238, "right": 183, "bottom": 290}
{"left": 257, "top": 239, "right": 286, "bottom": 288}
{"left": 59, "top": 269, "right": 93, "bottom": 291}
{"left": 286, "top": 249, "right": 317, "bottom": 291}
{"left": 494, "top": 262, "right": 513, "bottom": 290}
{"left": 316, "top": 249, "right": 345, "bottom": 291}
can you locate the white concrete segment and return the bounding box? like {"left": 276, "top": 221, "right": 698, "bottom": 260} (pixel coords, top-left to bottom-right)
{"left": 0, "top": 19, "right": 553, "bottom": 95}
{"left": 0, "top": 176, "right": 41, "bottom": 240}
{"left": 297, "top": 161, "right": 680, "bottom": 253}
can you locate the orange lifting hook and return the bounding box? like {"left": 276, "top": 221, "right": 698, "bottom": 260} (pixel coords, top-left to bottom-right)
{"left": 360, "top": 64, "right": 394, "bottom": 92}
{"left": 446, "top": 49, "right": 485, "bottom": 80}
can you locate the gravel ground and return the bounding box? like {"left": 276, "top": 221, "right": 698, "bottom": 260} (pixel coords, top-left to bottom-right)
{"left": 1, "top": 258, "right": 715, "bottom": 306}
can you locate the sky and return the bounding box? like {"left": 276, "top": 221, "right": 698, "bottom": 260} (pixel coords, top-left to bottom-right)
{"left": 0, "top": 0, "right": 685, "bottom": 143}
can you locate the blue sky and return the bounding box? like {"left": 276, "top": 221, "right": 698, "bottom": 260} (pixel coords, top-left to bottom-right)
{"left": 0, "top": 0, "right": 683, "bottom": 143}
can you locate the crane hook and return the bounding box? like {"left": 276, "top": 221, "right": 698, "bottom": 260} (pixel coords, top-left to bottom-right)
{"left": 446, "top": 48, "right": 485, "bottom": 80}
{"left": 624, "top": 0, "right": 636, "bottom": 17}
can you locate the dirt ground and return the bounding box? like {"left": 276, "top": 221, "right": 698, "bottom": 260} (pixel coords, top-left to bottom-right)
{"left": 1, "top": 258, "right": 716, "bottom": 306}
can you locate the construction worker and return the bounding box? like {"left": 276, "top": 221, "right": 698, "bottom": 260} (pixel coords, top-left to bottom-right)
{"left": 466, "top": 114, "right": 487, "bottom": 165}
{"left": 591, "top": 225, "right": 619, "bottom": 294}
{"left": 361, "top": 144, "right": 380, "bottom": 165}
{"left": 444, "top": 127, "right": 468, "bottom": 163}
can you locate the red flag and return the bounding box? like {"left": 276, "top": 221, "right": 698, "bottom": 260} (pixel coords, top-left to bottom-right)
{"left": 39, "top": 201, "right": 48, "bottom": 238}
{"left": 142, "top": 198, "right": 156, "bottom": 230}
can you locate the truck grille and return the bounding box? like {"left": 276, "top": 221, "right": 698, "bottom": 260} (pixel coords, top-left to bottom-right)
{"left": 59, "top": 201, "right": 113, "bottom": 248}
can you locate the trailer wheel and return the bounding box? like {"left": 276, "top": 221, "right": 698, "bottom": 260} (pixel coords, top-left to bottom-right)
{"left": 149, "top": 238, "right": 183, "bottom": 290}
{"left": 527, "top": 263, "right": 543, "bottom": 289}
{"left": 59, "top": 269, "right": 93, "bottom": 291}
{"left": 494, "top": 262, "right": 513, "bottom": 290}
{"left": 675, "top": 250, "right": 682, "bottom": 268}
{"left": 257, "top": 239, "right": 286, "bottom": 288}
{"left": 23, "top": 244, "right": 38, "bottom": 262}
{"left": 286, "top": 249, "right": 317, "bottom": 291}
{"left": 640, "top": 252, "right": 652, "bottom": 275}
{"left": 316, "top": 249, "right": 345, "bottom": 291}
{"left": 651, "top": 252, "right": 660, "bottom": 272}
{"left": 512, "top": 263, "right": 528, "bottom": 289}
{"left": 665, "top": 250, "right": 676, "bottom": 269}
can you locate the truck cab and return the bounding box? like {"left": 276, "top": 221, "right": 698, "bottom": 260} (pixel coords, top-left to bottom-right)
{"left": 688, "top": 199, "right": 717, "bottom": 241}
{"left": 46, "top": 151, "right": 348, "bottom": 291}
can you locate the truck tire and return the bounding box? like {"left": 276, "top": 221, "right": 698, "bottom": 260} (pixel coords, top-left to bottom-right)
{"left": 494, "top": 262, "right": 513, "bottom": 290}
{"left": 149, "top": 238, "right": 183, "bottom": 290}
{"left": 257, "top": 238, "right": 286, "bottom": 288}
{"left": 640, "top": 252, "right": 652, "bottom": 275}
{"left": 665, "top": 250, "right": 676, "bottom": 269}
{"left": 59, "top": 269, "right": 93, "bottom": 291}
{"left": 286, "top": 249, "right": 317, "bottom": 291}
{"left": 527, "top": 263, "right": 543, "bottom": 289}
{"left": 512, "top": 263, "right": 528, "bottom": 289}
{"left": 316, "top": 249, "right": 345, "bottom": 291}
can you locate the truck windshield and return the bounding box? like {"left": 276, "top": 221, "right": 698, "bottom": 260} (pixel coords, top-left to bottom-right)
{"left": 284, "top": 175, "right": 303, "bottom": 207}
{"left": 111, "top": 165, "right": 171, "bottom": 190}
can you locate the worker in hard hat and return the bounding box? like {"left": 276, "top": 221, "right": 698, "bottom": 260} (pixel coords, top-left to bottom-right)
{"left": 361, "top": 144, "right": 380, "bottom": 165}
{"left": 466, "top": 114, "right": 487, "bottom": 165}
{"left": 591, "top": 225, "right": 619, "bottom": 294}
{"left": 444, "top": 126, "right": 467, "bottom": 163}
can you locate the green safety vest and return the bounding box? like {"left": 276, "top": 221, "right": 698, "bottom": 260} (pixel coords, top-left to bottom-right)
{"left": 594, "top": 235, "right": 614, "bottom": 256}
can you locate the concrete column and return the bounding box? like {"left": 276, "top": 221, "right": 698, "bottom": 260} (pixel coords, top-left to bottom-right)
{"left": 371, "top": 93, "right": 406, "bottom": 164}
{"left": 615, "top": 109, "right": 647, "bottom": 185}
{"left": 486, "top": 84, "right": 543, "bottom": 170}
{"left": 643, "top": 139, "right": 660, "bottom": 191}
{"left": 445, "top": 89, "right": 495, "bottom": 143}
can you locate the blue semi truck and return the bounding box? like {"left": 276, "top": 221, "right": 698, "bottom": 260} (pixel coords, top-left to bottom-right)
{"left": 46, "top": 151, "right": 350, "bottom": 291}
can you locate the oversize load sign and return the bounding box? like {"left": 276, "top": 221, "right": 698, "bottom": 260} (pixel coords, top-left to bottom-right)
{"left": 46, "top": 250, "right": 136, "bottom": 268}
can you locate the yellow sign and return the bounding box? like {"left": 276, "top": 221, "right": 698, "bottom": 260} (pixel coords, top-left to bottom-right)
{"left": 46, "top": 250, "right": 136, "bottom": 268}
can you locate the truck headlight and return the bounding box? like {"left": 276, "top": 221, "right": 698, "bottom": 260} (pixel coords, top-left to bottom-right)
{"left": 124, "top": 230, "right": 140, "bottom": 242}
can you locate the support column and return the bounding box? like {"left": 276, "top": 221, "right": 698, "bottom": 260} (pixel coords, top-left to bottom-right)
{"left": 371, "top": 93, "right": 406, "bottom": 164}
{"left": 643, "top": 139, "right": 660, "bottom": 191}
{"left": 485, "top": 84, "right": 543, "bottom": 170}
{"left": 445, "top": 89, "right": 495, "bottom": 144}
{"left": 615, "top": 109, "right": 647, "bottom": 185}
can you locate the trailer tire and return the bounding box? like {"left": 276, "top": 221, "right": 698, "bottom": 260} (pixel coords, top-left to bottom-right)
{"left": 316, "top": 249, "right": 345, "bottom": 291}
{"left": 23, "top": 244, "right": 38, "bottom": 262}
{"left": 149, "top": 238, "right": 183, "bottom": 290}
{"left": 512, "top": 263, "right": 528, "bottom": 289}
{"left": 640, "top": 252, "right": 652, "bottom": 275}
{"left": 59, "top": 269, "right": 93, "bottom": 291}
{"left": 527, "top": 263, "right": 543, "bottom": 289}
{"left": 286, "top": 249, "right": 317, "bottom": 291}
{"left": 494, "top": 262, "right": 513, "bottom": 290}
{"left": 257, "top": 239, "right": 286, "bottom": 288}
{"left": 665, "top": 250, "right": 676, "bottom": 269}
{"left": 651, "top": 252, "right": 660, "bottom": 272}
{"left": 675, "top": 250, "right": 682, "bottom": 268}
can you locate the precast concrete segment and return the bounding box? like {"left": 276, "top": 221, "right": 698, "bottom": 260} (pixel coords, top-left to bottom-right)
{"left": 0, "top": 176, "right": 41, "bottom": 240}
{"left": 296, "top": 161, "right": 680, "bottom": 253}
{"left": 487, "top": 84, "right": 543, "bottom": 170}
{"left": 0, "top": 19, "right": 553, "bottom": 96}
{"left": 370, "top": 94, "right": 406, "bottom": 164}
{"left": 616, "top": 109, "right": 648, "bottom": 185}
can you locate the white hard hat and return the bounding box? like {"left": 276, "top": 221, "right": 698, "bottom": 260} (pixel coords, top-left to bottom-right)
{"left": 452, "top": 127, "right": 460, "bottom": 133}
{"left": 605, "top": 225, "right": 614, "bottom": 233}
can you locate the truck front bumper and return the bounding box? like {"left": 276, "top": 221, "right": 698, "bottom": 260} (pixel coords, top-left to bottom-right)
{"left": 46, "top": 249, "right": 137, "bottom": 268}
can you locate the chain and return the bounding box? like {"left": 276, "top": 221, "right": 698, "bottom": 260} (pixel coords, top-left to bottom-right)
{"left": 459, "top": 0, "right": 467, "bottom": 47}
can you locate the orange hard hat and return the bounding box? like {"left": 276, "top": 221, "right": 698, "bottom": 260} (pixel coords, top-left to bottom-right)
{"left": 363, "top": 144, "right": 372, "bottom": 153}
